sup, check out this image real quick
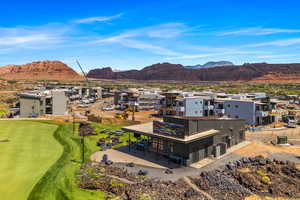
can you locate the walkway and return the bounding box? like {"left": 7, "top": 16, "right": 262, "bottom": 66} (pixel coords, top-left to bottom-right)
{"left": 183, "top": 177, "right": 215, "bottom": 200}
{"left": 92, "top": 148, "right": 167, "bottom": 169}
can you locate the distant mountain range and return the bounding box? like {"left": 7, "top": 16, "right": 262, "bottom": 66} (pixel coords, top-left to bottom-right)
{"left": 1, "top": 60, "right": 300, "bottom": 83}
{"left": 87, "top": 62, "right": 300, "bottom": 83}
{"left": 184, "top": 61, "right": 234, "bottom": 69}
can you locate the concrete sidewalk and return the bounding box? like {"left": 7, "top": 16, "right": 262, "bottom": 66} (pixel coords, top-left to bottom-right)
{"left": 190, "top": 141, "right": 251, "bottom": 169}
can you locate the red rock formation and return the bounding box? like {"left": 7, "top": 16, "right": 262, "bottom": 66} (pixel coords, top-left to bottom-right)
{"left": 87, "top": 62, "right": 300, "bottom": 82}
{"left": 0, "top": 61, "right": 82, "bottom": 80}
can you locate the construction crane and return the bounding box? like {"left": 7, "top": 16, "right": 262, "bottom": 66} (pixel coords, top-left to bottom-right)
{"left": 76, "top": 60, "right": 91, "bottom": 88}
{"left": 75, "top": 60, "right": 92, "bottom": 164}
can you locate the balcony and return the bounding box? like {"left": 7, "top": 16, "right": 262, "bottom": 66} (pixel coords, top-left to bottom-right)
{"left": 255, "top": 111, "right": 269, "bottom": 117}
{"left": 204, "top": 105, "right": 214, "bottom": 110}
{"left": 214, "top": 108, "right": 225, "bottom": 115}
{"left": 173, "top": 106, "right": 185, "bottom": 112}
{"left": 154, "top": 105, "right": 161, "bottom": 111}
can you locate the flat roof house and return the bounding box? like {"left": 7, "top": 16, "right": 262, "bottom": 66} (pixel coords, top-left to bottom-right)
{"left": 224, "top": 99, "right": 278, "bottom": 125}
{"left": 18, "top": 89, "right": 68, "bottom": 117}
{"left": 123, "top": 115, "right": 245, "bottom": 166}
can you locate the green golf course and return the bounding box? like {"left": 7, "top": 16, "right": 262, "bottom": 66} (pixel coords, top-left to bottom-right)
{"left": 0, "top": 121, "right": 63, "bottom": 200}
{"left": 0, "top": 120, "right": 125, "bottom": 200}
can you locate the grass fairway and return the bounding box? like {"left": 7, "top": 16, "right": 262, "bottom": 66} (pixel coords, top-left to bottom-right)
{"left": 0, "top": 120, "right": 127, "bottom": 200}
{"left": 0, "top": 121, "right": 63, "bottom": 200}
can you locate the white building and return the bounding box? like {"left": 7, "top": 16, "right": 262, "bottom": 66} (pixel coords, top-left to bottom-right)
{"left": 224, "top": 99, "right": 277, "bottom": 125}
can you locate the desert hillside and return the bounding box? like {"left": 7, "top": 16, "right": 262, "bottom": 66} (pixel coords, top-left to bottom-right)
{"left": 0, "top": 61, "right": 82, "bottom": 81}
{"left": 87, "top": 62, "right": 300, "bottom": 83}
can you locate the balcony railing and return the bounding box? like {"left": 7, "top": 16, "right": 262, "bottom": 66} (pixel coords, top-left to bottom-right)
{"left": 204, "top": 105, "right": 214, "bottom": 110}
{"left": 214, "top": 108, "right": 225, "bottom": 114}
{"left": 173, "top": 106, "right": 185, "bottom": 112}
{"left": 255, "top": 111, "right": 269, "bottom": 117}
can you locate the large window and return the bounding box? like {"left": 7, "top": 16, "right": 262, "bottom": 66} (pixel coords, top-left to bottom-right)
{"left": 169, "top": 142, "right": 174, "bottom": 153}
{"left": 152, "top": 138, "right": 164, "bottom": 151}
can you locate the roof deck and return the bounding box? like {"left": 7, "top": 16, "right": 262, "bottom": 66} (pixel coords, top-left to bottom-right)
{"left": 122, "top": 122, "right": 219, "bottom": 143}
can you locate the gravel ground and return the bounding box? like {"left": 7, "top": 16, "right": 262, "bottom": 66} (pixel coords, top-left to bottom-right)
{"left": 114, "top": 162, "right": 199, "bottom": 181}
{"left": 266, "top": 152, "right": 300, "bottom": 164}
{"left": 114, "top": 153, "right": 244, "bottom": 181}
{"left": 114, "top": 151, "right": 300, "bottom": 181}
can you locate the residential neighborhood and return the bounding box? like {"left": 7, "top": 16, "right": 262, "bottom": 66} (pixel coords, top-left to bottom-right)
{"left": 1, "top": 1, "right": 300, "bottom": 199}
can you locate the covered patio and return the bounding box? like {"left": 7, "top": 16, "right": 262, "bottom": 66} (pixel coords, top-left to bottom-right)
{"left": 122, "top": 122, "right": 219, "bottom": 166}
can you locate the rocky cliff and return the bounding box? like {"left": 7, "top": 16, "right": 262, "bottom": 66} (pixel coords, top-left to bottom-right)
{"left": 0, "top": 61, "right": 82, "bottom": 80}
{"left": 87, "top": 62, "right": 300, "bottom": 82}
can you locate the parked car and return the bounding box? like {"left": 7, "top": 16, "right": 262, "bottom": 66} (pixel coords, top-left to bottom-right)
{"left": 287, "top": 120, "right": 297, "bottom": 128}
{"left": 103, "top": 105, "right": 115, "bottom": 111}
{"left": 114, "top": 130, "right": 125, "bottom": 136}
{"left": 77, "top": 104, "right": 88, "bottom": 108}
{"left": 100, "top": 129, "right": 109, "bottom": 133}
{"left": 82, "top": 99, "right": 90, "bottom": 104}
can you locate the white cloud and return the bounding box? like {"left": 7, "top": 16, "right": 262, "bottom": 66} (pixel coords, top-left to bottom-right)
{"left": 219, "top": 27, "right": 300, "bottom": 36}
{"left": 96, "top": 36, "right": 181, "bottom": 56}
{"left": 0, "top": 34, "right": 54, "bottom": 46}
{"left": 93, "top": 23, "right": 188, "bottom": 56}
{"left": 249, "top": 38, "right": 300, "bottom": 47}
{"left": 164, "top": 53, "right": 220, "bottom": 60}
{"left": 257, "top": 54, "right": 300, "bottom": 59}
{"left": 118, "top": 39, "right": 181, "bottom": 56}
{"left": 74, "top": 13, "right": 123, "bottom": 24}
{"left": 0, "top": 24, "right": 71, "bottom": 50}
{"left": 96, "top": 22, "right": 187, "bottom": 42}
{"left": 144, "top": 23, "right": 187, "bottom": 38}
{"left": 164, "top": 50, "right": 268, "bottom": 60}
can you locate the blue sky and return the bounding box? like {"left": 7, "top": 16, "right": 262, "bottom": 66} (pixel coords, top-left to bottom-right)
{"left": 1, "top": 0, "right": 300, "bottom": 71}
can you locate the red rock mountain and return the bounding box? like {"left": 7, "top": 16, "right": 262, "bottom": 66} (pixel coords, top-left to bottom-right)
{"left": 87, "top": 62, "right": 300, "bottom": 83}
{"left": 0, "top": 61, "right": 82, "bottom": 80}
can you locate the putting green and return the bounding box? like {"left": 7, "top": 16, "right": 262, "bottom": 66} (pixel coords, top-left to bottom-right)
{"left": 0, "top": 121, "right": 63, "bottom": 200}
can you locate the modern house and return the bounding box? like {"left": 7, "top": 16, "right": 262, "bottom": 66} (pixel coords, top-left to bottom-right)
{"left": 114, "top": 88, "right": 140, "bottom": 110}
{"left": 123, "top": 115, "right": 245, "bottom": 166}
{"left": 137, "top": 91, "right": 163, "bottom": 110}
{"left": 156, "top": 91, "right": 182, "bottom": 116}
{"left": 18, "top": 89, "right": 68, "bottom": 117}
{"left": 224, "top": 98, "right": 278, "bottom": 125}
{"left": 171, "top": 96, "right": 215, "bottom": 117}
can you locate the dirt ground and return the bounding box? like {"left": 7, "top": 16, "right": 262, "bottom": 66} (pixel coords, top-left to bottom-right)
{"left": 234, "top": 141, "right": 300, "bottom": 157}
{"left": 246, "top": 127, "right": 300, "bottom": 145}
{"left": 100, "top": 109, "right": 160, "bottom": 123}
{"left": 242, "top": 127, "right": 300, "bottom": 158}
{"left": 72, "top": 98, "right": 160, "bottom": 123}
{"left": 245, "top": 194, "right": 299, "bottom": 200}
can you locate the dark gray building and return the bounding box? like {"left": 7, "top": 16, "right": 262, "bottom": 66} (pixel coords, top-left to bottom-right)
{"left": 123, "top": 116, "right": 245, "bottom": 166}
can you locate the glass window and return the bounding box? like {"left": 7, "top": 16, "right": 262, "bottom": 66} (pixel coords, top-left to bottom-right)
{"left": 169, "top": 142, "right": 174, "bottom": 153}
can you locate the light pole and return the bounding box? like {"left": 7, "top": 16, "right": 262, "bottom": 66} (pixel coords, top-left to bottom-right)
{"left": 72, "top": 112, "right": 75, "bottom": 136}
{"left": 132, "top": 101, "right": 139, "bottom": 121}
{"left": 81, "top": 134, "right": 85, "bottom": 163}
